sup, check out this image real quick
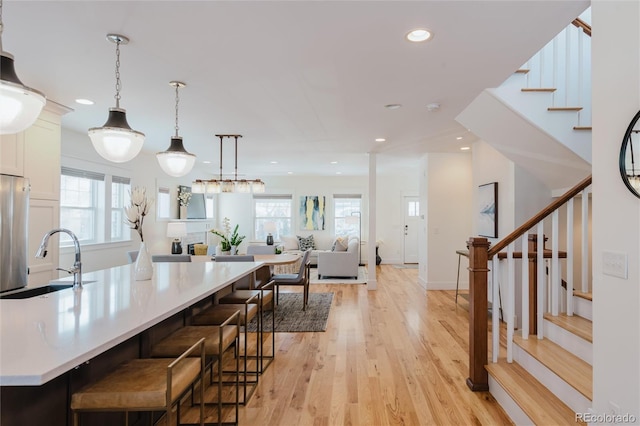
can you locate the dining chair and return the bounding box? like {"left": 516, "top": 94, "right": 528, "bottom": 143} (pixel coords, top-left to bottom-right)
{"left": 271, "top": 249, "right": 311, "bottom": 311}
{"left": 151, "top": 254, "right": 192, "bottom": 263}
{"left": 246, "top": 245, "right": 276, "bottom": 255}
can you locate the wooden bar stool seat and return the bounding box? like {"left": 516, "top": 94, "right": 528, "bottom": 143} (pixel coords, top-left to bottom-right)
{"left": 150, "top": 312, "right": 240, "bottom": 426}
{"left": 191, "top": 302, "right": 259, "bottom": 404}
{"left": 71, "top": 338, "right": 205, "bottom": 426}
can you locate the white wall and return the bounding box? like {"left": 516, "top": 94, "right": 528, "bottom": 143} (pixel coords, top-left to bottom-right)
{"left": 425, "top": 153, "right": 473, "bottom": 290}
{"left": 592, "top": 0, "right": 640, "bottom": 418}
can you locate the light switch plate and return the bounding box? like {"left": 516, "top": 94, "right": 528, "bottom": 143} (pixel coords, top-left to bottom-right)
{"left": 602, "top": 251, "right": 628, "bottom": 279}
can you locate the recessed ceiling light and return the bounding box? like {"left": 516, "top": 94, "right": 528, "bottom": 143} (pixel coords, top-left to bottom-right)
{"left": 287, "top": 171, "right": 293, "bottom": 175}
{"left": 460, "top": 146, "right": 471, "bottom": 151}
{"left": 270, "top": 161, "right": 278, "bottom": 164}
{"left": 384, "top": 104, "right": 402, "bottom": 110}
{"left": 456, "top": 136, "right": 463, "bottom": 140}
{"left": 203, "top": 160, "right": 211, "bottom": 164}
{"left": 426, "top": 103, "right": 440, "bottom": 112}
{"left": 375, "top": 138, "right": 386, "bottom": 143}
{"left": 406, "top": 28, "right": 433, "bottom": 43}
{"left": 336, "top": 171, "right": 342, "bottom": 175}
{"left": 75, "top": 98, "right": 94, "bottom": 105}
{"left": 330, "top": 161, "right": 338, "bottom": 164}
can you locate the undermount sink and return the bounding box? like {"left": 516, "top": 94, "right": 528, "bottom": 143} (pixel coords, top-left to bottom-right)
{"left": 0, "top": 284, "right": 74, "bottom": 299}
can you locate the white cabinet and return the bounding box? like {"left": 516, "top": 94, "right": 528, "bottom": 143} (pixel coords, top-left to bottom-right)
{"left": 24, "top": 112, "right": 61, "bottom": 200}
{"left": 0, "top": 131, "right": 25, "bottom": 176}
{"left": 28, "top": 199, "right": 60, "bottom": 286}
{"left": 1, "top": 102, "right": 71, "bottom": 286}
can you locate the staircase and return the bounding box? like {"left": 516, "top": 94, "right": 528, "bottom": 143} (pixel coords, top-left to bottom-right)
{"left": 487, "top": 291, "right": 592, "bottom": 424}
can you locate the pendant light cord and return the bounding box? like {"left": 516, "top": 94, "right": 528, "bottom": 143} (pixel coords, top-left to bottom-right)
{"left": 114, "top": 38, "right": 122, "bottom": 109}
{"left": 174, "top": 83, "right": 180, "bottom": 137}
{"left": 0, "top": 0, "right": 5, "bottom": 53}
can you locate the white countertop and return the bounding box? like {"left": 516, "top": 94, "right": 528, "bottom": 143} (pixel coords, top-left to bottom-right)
{"left": 0, "top": 261, "right": 262, "bottom": 386}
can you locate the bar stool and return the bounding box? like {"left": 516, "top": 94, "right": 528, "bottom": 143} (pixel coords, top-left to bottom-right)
{"left": 214, "top": 258, "right": 276, "bottom": 374}
{"left": 150, "top": 311, "right": 240, "bottom": 426}
{"left": 191, "top": 294, "right": 260, "bottom": 405}
{"left": 71, "top": 338, "right": 205, "bottom": 426}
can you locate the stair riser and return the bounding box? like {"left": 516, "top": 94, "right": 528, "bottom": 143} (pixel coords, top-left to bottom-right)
{"left": 488, "top": 375, "right": 535, "bottom": 425}
{"left": 513, "top": 344, "right": 591, "bottom": 414}
{"left": 543, "top": 319, "right": 592, "bottom": 365}
{"left": 573, "top": 296, "right": 592, "bottom": 321}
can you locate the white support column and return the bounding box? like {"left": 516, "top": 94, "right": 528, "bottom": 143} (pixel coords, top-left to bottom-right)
{"left": 537, "top": 223, "right": 545, "bottom": 339}
{"left": 367, "top": 153, "right": 377, "bottom": 291}
{"left": 567, "top": 198, "right": 574, "bottom": 316}
{"left": 521, "top": 231, "right": 529, "bottom": 339}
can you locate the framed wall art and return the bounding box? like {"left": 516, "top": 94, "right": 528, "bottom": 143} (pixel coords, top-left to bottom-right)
{"left": 477, "top": 182, "right": 498, "bottom": 238}
{"left": 299, "top": 195, "right": 325, "bottom": 230}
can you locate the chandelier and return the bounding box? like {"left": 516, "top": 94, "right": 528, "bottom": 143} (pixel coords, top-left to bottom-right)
{"left": 192, "top": 134, "right": 265, "bottom": 194}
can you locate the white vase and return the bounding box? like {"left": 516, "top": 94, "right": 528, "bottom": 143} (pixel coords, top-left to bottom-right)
{"left": 134, "top": 242, "right": 153, "bottom": 281}
{"left": 179, "top": 205, "right": 188, "bottom": 219}
{"left": 230, "top": 245, "right": 238, "bottom": 255}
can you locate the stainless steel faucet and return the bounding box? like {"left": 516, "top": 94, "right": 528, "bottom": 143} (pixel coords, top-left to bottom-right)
{"left": 36, "top": 228, "right": 83, "bottom": 289}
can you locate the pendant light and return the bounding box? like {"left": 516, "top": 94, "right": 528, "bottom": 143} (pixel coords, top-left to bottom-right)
{"left": 88, "top": 34, "right": 145, "bottom": 163}
{"left": 0, "top": 0, "right": 46, "bottom": 134}
{"left": 156, "top": 81, "right": 196, "bottom": 177}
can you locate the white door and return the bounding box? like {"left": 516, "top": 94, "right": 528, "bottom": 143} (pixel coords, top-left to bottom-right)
{"left": 404, "top": 197, "right": 419, "bottom": 264}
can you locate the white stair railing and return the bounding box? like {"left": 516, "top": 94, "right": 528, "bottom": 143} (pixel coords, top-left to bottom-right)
{"left": 488, "top": 178, "right": 591, "bottom": 364}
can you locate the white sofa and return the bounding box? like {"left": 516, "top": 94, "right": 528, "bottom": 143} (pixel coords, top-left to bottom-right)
{"left": 316, "top": 237, "right": 360, "bottom": 279}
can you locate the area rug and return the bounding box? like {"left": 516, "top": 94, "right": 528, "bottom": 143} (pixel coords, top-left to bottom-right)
{"left": 309, "top": 266, "right": 367, "bottom": 284}
{"left": 246, "top": 292, "right": 334, "bottom": 332}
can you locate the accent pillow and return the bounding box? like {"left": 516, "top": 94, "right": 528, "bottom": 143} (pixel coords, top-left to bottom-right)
{"left": 332, "top": 237, "right": 348, "bottom": 252}
{"left": 297, "top": 235, "right": 315, "bottom": 251}
{"left": 282, "top": 235, "right": 299, "bottom": 251}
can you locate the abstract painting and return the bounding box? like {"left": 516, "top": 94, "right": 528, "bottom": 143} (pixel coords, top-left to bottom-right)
{"left": 478, "top": 182, "right": 498, "bottom": 238}
{"left": 300, "top": 196, "right": 325, "bottom": 230}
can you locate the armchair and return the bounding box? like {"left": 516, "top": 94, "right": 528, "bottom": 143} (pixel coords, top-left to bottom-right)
{"left": 317, "top": 238, "right": 359, "bottom": 279}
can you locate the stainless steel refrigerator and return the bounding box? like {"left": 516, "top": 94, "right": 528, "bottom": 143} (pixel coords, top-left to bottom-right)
{"left": 0, "top": 174, "right": 30, "bottom": 292}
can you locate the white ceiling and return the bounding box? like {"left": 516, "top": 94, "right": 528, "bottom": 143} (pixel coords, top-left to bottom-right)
{"left": 4, "top": 1, "right": 588, "bottom": 177}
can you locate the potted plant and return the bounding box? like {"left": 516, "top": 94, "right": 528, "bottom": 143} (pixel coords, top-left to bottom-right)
{"left": 210, "top": 217, "right": 245, "bottom": 255}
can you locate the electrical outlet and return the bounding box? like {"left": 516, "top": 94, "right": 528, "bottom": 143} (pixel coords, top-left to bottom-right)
{"left": 602, "top": 251, "right": 628, "bottom": 279}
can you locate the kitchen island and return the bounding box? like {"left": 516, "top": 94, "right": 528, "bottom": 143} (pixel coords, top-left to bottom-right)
{"left": 0, "top": 260, "right": 263, "bottom": 425}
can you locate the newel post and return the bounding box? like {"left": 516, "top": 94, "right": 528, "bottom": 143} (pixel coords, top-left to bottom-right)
{"left": 466, "top": 237, "right": 490, "bottom": 392}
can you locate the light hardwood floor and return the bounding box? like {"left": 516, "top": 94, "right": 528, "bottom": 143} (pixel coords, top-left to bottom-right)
{"left": 235, "top": 264, "right": 512, "bottom": 425}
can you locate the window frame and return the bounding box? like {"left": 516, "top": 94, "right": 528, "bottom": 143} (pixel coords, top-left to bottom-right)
{"left": 253, "top": 195, "right": 293, "bottom": 241}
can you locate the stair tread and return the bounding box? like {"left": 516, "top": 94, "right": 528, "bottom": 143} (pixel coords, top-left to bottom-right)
{"left": 487, "top": 361, "right": 585, "bottom": 425}
{"left": 521, "top": 88, "right": 557, "bottom": 92}
{"left": 515, "top": 69, "right": 530, "bottom": 74}
{"left": 544, "top": 312, "right": 593, "bottom": 343}
{"left": 548, "top": 107, "right": 583, "bottom": 111}
{"left": 573, "top": 126, "right": 592, "bottom": 130}
{"left": 514, "top": 335, "right": 593, "bottom": 401}
{"left": 574, "top": 291, "right": 592, "bottom": 301}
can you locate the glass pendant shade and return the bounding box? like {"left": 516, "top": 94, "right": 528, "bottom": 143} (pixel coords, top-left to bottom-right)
{"left": 0, "top": 54, "right": 46, "bottom": 134}
{"left": 206, "top": 180, "right": 221, "bottom": 194}
{"left": 88, "top": 108, "right": 145, "bottom": 163}
{"left": 236, "top": 179, "right": 251, "bottom": 193}
{"left": 156, "top": 137, "right": 196, "bottom": 177}
{"left": 221, "top": 180, "right": 235, "bottom": 193}
{"left": 191, "top": 180, "right": 205, "bottom": 194}
{"left": 252, "top": 179, "right": 266, "bottom": 193}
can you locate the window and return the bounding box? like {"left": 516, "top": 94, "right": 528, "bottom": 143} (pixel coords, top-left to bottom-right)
{"left": 156, "top": 187, "right": 171, "bottom": 219}
{"left": 334, "top": 195, "right": 362, "bottom": 238}
{"left": 60, "top": 167, "right": 130, "bottom": 245}
{"left": 407, "top": 200, "right": 420, "bottom": 217}
{"left": 254, "top": 195, "right": 292, "bottom": 241}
